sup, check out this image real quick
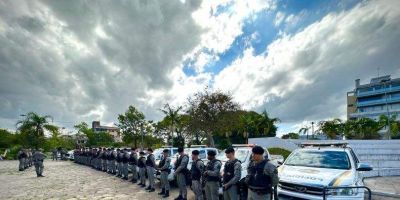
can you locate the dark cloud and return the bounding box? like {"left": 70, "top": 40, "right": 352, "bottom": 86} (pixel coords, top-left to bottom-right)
{"left": 0, "top": 0, "right": 203, "bottom": 129}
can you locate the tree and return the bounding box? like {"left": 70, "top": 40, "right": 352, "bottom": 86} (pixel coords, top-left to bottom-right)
{"left": 281, "top": 132, "right": 299, "bottom": 139}
{"left": 0, "top": 129, "right": 17, "bottom": 148}
{"left": 298, "top": 127, "right": 310, "bottom": 139}
{"left": 74, "top": 122, "right": 114, "bottom": 147}
{"left": 186, "top": 89, "right": 240, "bottom": 147}
{"left": 16, "top": 112, "right": 58, "bottom": 148}
{"left": 116, "top": 106, "right": 146, "bottom": 148}
{"left": 255, "top": 110, "right": 280, "bottom": 137}
{"left": 378, "top": 114, "right": 400, "bottom": 138}
{"left": 344, "top": 118, "right": 380, "bottom": 139}
{"left": 318, "top": 119, "right": 343, "bottom": 139}
{"left": 159, "top": 103, "right": 183, "bottom": 145}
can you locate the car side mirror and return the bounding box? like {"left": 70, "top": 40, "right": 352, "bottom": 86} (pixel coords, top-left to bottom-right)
{"left": 277, "top": 161, "right": 283, "bottom": 166}
{"left": 356, "top": 163, "right": 373, "bottom": 171}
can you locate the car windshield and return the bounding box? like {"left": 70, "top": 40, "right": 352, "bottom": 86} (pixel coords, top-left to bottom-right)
{"left": 216, "top": 149, "right": 249, "bottom": 163}
{"left": 153, "top": 149, "right": 163, "bottom": 160}
{"left": 285, "top": 150, "right": 351, "bottom": 170}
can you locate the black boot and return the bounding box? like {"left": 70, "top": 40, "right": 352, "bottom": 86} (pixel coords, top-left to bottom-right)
{"left": 158, "top": 188, "right": 165, "bottom": 195}
{"left": 145, "top": 186, "right": 151, "bottom": 190}
{"left": 174, "top": 195, "right": 183, "bottom": 200}
{"left": 163, "top": 190, "right": 170, "bottom": 198}
{"left": 131, "top": 179, "right": 137, "bottom": 183}
{"left": 149, "top": 188, "right": 155, "bottom": 192}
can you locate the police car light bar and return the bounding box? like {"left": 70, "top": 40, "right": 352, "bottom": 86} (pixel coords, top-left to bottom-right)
{"left": 190, "top": 145, "right": 207, "bottom": 148}
{"left": 232, "top": 144, "right": 256, "bottom": 147}
{"left": 300, "top": 141, "right": 348, "bottom": 148}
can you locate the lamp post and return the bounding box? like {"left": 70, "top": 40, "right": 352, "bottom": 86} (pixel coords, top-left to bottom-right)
{"left": 311, "top": 122, "right": 315, "bottom": 139}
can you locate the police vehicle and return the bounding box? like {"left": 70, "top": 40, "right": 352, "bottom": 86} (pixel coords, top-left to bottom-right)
{"left": 277, "top": 142, "right": 373, "bottom": 200}
{"left": 216, "top": 144, "right": 271, "bottom": 200}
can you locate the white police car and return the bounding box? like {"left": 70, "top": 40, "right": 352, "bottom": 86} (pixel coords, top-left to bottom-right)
{"left": 277, "top": 142, "right": 373, "bottom": 200}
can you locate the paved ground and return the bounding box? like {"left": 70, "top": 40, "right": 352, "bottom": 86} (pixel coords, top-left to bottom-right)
{"left": 1, "top": 160, "right": 399, "bottom": 200}
{"left": 0, "top": 160, "right": 193, "bottom": 200}
{"left": 364, "top": 176, "right": 400, "bottom": 200}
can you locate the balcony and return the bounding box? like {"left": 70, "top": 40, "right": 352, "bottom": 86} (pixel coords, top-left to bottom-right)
{"left": 349, "top": 108, "right": 400, "bottom": 118}
{"left": 357, "top": 96, "right": 400, "bottom": 107}
{"left": 357, "top": 85, "right": 400, "bottom": 97}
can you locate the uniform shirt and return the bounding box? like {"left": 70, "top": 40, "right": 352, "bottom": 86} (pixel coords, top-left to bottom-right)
{"left": 32, "top": 151, "right": 46, "bottom": 162}
{"left": 247, "top": 159, "right": 278, "bottom": 187}
{"left": 147, "top": 154, "right": 156, "bottom": 167}
{"left": 206, "top": 159, "right": 222, "bottom": 178}
{"left": 175, "top": 154, "right": 189, "bottom": 173}
{"left": 159, "top": 156, "right": 171, "bottom": 171}
{"left": 224, "top": 159, "right": 242, "bottom": 187}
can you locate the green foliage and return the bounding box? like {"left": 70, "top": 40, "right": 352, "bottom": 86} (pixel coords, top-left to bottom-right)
{"left": 6, "top": 145, "right": 22, "bottom": 160}
{"left": 186, "top": 89, "right": 240, "bottom": 147}
{"left": 281, "top": 132, "right": 299, "bottom": 139}
{"left": 0, "top": 129, "right": 17, "bottom": 148}
{"left": 16, "top": 112, "right": 58, "bottom": 148}
{"left": 74, "top": 122, "right": 114, "bottom": 147}
{"left": 268, "top": 148, "right": 292, "bottom": 160}
{"left": 318, "top": 119, "right": 343, "bottom": 139}
{"left": 116, "top": 106, "right": 147, "bottom": 147}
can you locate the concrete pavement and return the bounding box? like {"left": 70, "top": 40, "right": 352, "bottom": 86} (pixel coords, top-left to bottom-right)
{"left": 364, "top": 176, "right": 400, "bottom": 200}
{"left": 0, "top": 160, "right": 193, "bottom": 200}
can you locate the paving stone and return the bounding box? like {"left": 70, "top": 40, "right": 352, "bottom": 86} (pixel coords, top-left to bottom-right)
{"left": 0, "top": 160, "right": 194, "bottom": 200}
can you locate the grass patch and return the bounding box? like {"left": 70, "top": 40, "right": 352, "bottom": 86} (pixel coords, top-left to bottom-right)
{"left": 268, "top": 148, "right": 292, "bottom": 160}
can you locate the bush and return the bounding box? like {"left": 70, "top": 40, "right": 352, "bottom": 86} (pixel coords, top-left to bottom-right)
{"left": 268, "top": 148, "right": 292, "bottom": 160}
{"left": 6, "top": 145, "right": 22, "bottom": 160}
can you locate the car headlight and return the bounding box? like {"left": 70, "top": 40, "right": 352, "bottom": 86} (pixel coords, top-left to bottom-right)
{"left": 328, "top": 188, "right": 358, "bottom": 196}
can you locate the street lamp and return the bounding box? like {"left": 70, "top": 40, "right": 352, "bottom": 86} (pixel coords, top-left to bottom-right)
{"left": 311, "top": 122, "right": 315, "bottom": 139}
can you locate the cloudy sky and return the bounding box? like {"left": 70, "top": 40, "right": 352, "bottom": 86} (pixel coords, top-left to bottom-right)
{"left": 1, "top": 0, "right": 399, "bottom": 136}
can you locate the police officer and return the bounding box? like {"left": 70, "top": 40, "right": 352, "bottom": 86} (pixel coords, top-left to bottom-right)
{"left": 122, "top": 148, "right": 129, "bottom": 180}
{"left": 145, "top": 148, "right": 156, "bottom": 192}
{"left": 33, "top": 148, "right": 47, "bottom": 177}
{"left": 17, "top": 148, "right": 26, "bottom": 171}
{"left": 116, "top": 148, "right": 122, "bottom": 177}
{"left": 138, "top": 151, "right": 147, "bottom": 187}
{"left": 246, "top": 146, "right": 278, "bottom": 200}
{"left": 129, "top": 148, "right": 138, "bottom": 183}
{"left": 158, "top": 149, "right": 171, "bottom": 198}
{"left": 190, "top": 150, "right": 204, "bottom": 200}
{"left": 223, "top": 147, "right": 242, "bottom": 200}
{"left": 174, "top": 147, "right": 189, "bottom": 200}
{"left": 52, "top": 148, "right": 58, "bottom": 161}
{"left": 111, "top": 148, "right": 117, "bottom": 174}
{"left": 101, "top": 148, "right": 107, "bottom": 172}
{"left": 204, "top": 150, "right": 221, "bottom": 200}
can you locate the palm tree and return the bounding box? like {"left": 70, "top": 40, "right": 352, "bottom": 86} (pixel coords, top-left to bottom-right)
{"left": 160, "top": 103, "right": 183, "bottom": 145}
{"left": 257, "top": 110, "right": 280, "bottom": 137}
{"left": 378, "top": 114, "right": 400, "bottom": 139}
{"left": 299, "top": 127, "right": 310, "bottom": 139}
{"left": 16, "top": 112, "right": 58, "bottom": 148}
{"left": 318, "top": 119, "right": 343, "bottom": 139}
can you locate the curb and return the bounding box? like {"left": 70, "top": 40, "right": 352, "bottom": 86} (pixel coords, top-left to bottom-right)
{"left": 371, "top": 190, "right": 400, "bottom": 198}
